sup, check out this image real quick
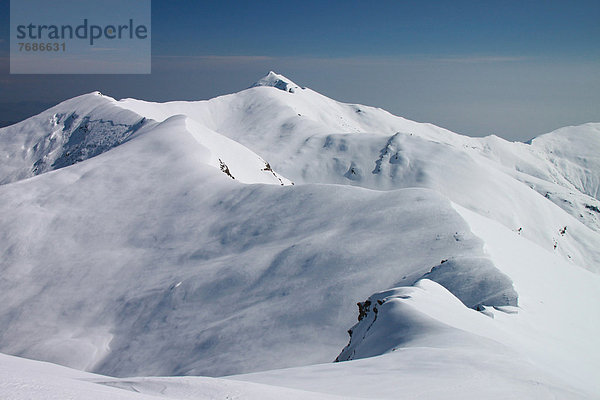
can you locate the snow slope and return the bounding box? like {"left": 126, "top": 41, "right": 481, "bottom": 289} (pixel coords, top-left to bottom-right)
{"left": 0, "top": 93, "right": 290, "bottom": 187}
{"left": 530, "top": 123, "right": 600, "bottom": 200}
{"left": 0, "top": 92, "right": 146, "bottom": 185}
{"left": 235, "top": 282, "right": 595, "bottom": 399}
{"left": 117, "top": 72, "right": 600, "bottom": 267}
{"left": 0, "top": 352, "right": 353, "bottom": 400}
{"left": 231, "top": 206, "right": 600, "bottom": 399}
{"left": 0, "top": 120, "right": 495, "bottom": 376}
{"left": 0, "top": 72, "right": 599, "bottom": 398}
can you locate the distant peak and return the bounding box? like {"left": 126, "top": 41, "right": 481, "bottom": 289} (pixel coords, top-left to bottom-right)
{"left": 79, "top": 91, "right": 116, "bottom": 102}
{"left": 251, "top": 71, "right": 301, "bottom": 93}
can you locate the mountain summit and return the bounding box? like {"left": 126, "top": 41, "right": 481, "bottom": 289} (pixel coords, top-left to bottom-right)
{"left": 0, "top": 72, "right": 599, "bottom": 398}
{"left": 251, "top": 71, "right": 301, "bottom": 92}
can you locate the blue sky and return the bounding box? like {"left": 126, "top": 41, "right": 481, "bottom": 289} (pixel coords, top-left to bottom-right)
{"left": 150, "top": 0, "right": 600, "bottom": 59}
{"left": 0, "top": 0, "right": 598, "bottom": 140}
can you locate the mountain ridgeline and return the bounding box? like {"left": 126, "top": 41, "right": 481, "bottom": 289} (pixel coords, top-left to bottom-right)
{"left": 0, "top": 72, "right": 599, "bottom": 398}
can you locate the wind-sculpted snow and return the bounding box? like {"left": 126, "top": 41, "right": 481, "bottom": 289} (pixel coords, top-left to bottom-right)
{"left": 421, "top": 257, "right": 518, "bottom": 309}
{"left": 116, "top": 73, "right": 600, "bottom": 269}
{"left": 244, "top": 276, "right": 597, "bottom": 399}
{"left": 0, "top": 72, "right": 599, "bottom": 399}
{"left": 0, "top": 92, "right": 147, "bottom": 185}
{"left": 182, "top": 117, "right": 292, "bottom": 185}
{"left": 0, "top": 113, "right": 491, "bottom": 377}
{"left": 251, "top": 70, "right": 301, "bottom": 93}
{"left": 335, "top": 257, "right": 518, "bottom": 363}
{"left": 530, "top": 123, "right": 600, "bottom": 201}
{"left": 335, "top": 280, "right": 488, "bottom": 362}
{"left": 49, "top": 115, "right": 146, "bottom": 171}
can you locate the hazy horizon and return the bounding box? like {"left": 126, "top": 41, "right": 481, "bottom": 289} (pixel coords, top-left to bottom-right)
{"left": 0, "top": 0, "right": 598, "bottom": 141}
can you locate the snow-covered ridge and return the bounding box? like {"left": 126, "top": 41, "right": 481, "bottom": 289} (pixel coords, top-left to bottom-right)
{"left": 251, "top": 70, "right": 301, "bottom": 92}
{"left": 336, "top": 255, "right": 518, "bottom": 362}
{"left": 530, "top": 123, "right": 600, "bottom": 200}
{"left": 0, "top": 72, "right": 599, "bottom": 399}
{"left": 183, "top": 116, "right": 292, "bottom": 185}
{"left": 115, "top": 73, "right": 600, "bottom": 247}
{"left": 0, "top": 92, "right": 148, "bottom": 185}
{"left": 0, "top": 91, "right": 292, "bottom": 186}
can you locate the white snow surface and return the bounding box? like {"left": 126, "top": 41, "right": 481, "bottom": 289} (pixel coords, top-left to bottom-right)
{"left": 0, "top": 72, "right": 599, "bottom": 399}
{"left": 117, "top": 75, "right": 600, "bottom": 265}
{"left": 0, "top": 352, "right": 353, "bottom": 400}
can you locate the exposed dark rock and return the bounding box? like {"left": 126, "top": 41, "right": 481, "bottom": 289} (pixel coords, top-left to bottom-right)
{"left": 218, "top": 159, "right": 235, "bottom": 179}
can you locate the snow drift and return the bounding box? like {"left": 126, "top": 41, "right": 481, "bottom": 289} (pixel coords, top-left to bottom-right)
{"left": 0, "top": 72, "right": 599, "bottom": 399}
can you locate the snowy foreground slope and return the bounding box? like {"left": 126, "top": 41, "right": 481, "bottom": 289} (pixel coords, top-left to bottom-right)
{"left": 0, "top": 352, "right": 354, "bottom": 400}
{"left": 1, "top": 72, "right": 599, "bottom": 399}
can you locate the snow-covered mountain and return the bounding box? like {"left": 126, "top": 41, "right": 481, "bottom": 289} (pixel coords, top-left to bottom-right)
{"left": 0, "top": 72, "right": 599, "bottom": 399}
